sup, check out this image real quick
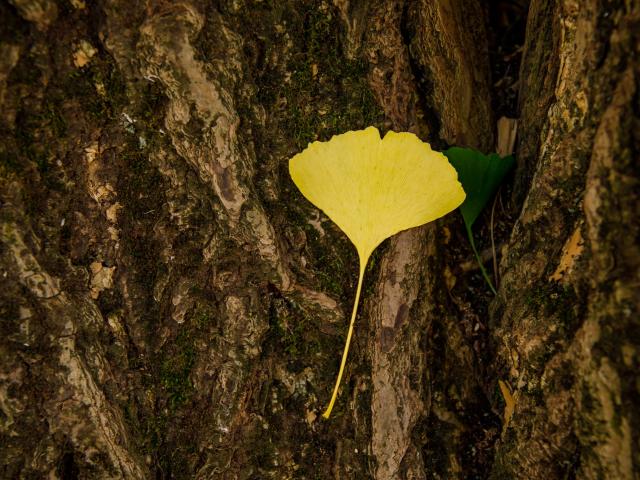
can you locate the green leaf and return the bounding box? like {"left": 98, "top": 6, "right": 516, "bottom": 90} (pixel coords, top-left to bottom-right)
{"left": 444, "top": 147, "right": 516, "bottom": 294}
{"left": 444, "top": 147, "right": 516, "bottom": 228}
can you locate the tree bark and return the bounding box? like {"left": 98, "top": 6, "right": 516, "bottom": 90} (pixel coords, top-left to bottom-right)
{"left": 490, "top": 1, "right": 639, "bottom": 478}
{"left": 0, "top": 0, "right": 637, "bottom": 479}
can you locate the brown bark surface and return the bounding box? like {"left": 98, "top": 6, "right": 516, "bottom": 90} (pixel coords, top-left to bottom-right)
{"left": 0, "top": 0, "right": 637, "bottom": 479}
{"left": 490, "top": 1, "right": 639, "bottom": 478}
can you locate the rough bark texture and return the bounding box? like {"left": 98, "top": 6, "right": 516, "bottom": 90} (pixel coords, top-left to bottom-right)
{"left": 0, "top": 0, "right": 637, "bottom": 479}
{"left": 490, "top": 1, "right": 639, "bottom": 478}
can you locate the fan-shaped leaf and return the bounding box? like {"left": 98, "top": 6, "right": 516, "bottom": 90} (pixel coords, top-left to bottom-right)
{"left": 290, "top": 127, "right": 465, "bottom": 418}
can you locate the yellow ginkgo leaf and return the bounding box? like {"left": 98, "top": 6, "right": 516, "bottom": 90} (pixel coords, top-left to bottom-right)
{"left": 289, "top": 126, "right": 465, "bottom": 418}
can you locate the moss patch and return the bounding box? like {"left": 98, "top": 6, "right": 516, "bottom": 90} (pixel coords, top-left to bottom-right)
{"left": 159, "top": 330, "right": 197, "bottom": 410}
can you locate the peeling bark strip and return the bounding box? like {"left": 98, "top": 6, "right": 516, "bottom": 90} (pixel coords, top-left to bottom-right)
{"left": 0, "top": 0, "right": 637, "bottom": 479}
{"left": 369, "top": 230, "right": 429, "bottom": 480}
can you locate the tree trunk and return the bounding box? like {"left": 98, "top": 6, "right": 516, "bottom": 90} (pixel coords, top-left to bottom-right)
{"left": 0, "top": 0, "right": 637, "bottom": 479}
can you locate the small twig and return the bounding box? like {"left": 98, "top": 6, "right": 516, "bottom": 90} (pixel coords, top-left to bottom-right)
{"left": 465, "top": 224, "right": 497, "bottom": 295}
{"left": 460, "top": 243, "right": 505, "bottom": 272}
{"left": 490, "top": 188, "right": 500, "bottom": 289}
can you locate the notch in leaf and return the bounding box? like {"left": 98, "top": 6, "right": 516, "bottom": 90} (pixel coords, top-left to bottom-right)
{"left": 444, "top": 147, "right": 516, "bottom": 294}
{"left": 289, "top": 127, "right": 465, "bottom": 418}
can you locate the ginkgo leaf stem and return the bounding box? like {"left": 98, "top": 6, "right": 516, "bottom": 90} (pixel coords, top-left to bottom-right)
{"left": 322, "top": 260, "right": 367, "bottom": 419}
{"left": 466, "top": 223, "right": 497, "bottom": 295}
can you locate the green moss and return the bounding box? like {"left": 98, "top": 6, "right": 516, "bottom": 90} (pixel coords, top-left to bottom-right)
{"left": 216, "top": 0, "right": 385, "bottom": 150}
{"left": 11, "top": 101, "right": 64, "bottom": 190}
{"left": 269, "top": 295, "right": 307, "bottom": 358}
{"left": 191, "top": 305, "right": 218, "bottom": 330}
{"left": 314, "top": 240, "right": 351, "bottom": 299}
{"left": 113, "top": 79, "right": 170, "bottom": 302}
{"left": 41, "top": 101, "right": 68, "bottom": 137}
{"left": 280, "top": 193, "right": 357, "bottom": 302}
{"left": 277, "top": 5, "right": 384, "bottom": 149}
{"left": 156, "top": 302, "right": 220, "bottom": 412}
{"left": 61, "top": 57, "right": 128, "bottom": 122}
{"left": 4, "top": 43, "right": 129, "bottom": 190}
{"left": 524, "top": 283, "right": 580, "bottom": 333}
{"left": 159, "top": 330, "right": 197, "bottom": 410}
{"left": 0, "top": 149, "right": 23, "bottom": 175}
